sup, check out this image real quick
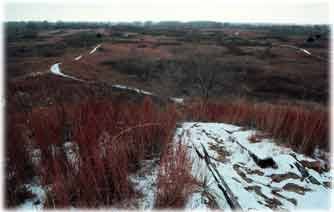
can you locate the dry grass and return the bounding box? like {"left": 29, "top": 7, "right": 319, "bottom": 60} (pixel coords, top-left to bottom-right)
{"left": 6, "top": 94, "right": 328, "bottom": 208}
{"left": 186, "top": 99, "right": 328, "bottom": 156}
{"left": 155, "top": 142, "right": 198, "bottom": 208}
{"left": 5, "top": 115, "right": 35, "bottom": 207}
{"left": 6, "top": 97, "right": 180, "bottom": 208}
{"left": 248, "top": 132, "right": 272, "bottom": 143}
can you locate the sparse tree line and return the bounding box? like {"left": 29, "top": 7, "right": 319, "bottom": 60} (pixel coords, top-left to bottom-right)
{"left": 6, "top": 21, "right": 329, "bottom": 42}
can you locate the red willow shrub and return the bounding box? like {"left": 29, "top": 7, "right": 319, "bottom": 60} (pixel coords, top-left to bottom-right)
{"left": 5, "top": 114, "right": 35, "bottom": 207}
{"left": 7, "top": 96, "right": 179, "bottom": 208}
{"left": 155, "top": 142, "right": 199, "bottom": 208}
{"left": 186, "top": 99, "right": 328, "bottom": 156}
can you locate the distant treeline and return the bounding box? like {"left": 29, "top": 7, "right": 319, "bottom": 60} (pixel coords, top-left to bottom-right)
{"left": 5, "top": 20, "right": 330, "bottom": 42}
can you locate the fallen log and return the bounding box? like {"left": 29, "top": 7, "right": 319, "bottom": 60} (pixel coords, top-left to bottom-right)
{"left": 290, "top": 154, "right": 323, "bottom": 187}
{"left": 198, "top": 143, "right": 242, "bottom": 210}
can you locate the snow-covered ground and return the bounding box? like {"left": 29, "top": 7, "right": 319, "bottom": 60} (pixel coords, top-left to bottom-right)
{"left": 129, "top": 159, "right": 159, "bottom": 209}
{"left": 89, "top": 44, "right": 101, "bottom": 55}
{"left": 112, "top": 85, "right": 184, "bottom": 104}
{"left": 169, "top": 97, "right": 184, "bottom": 104}
{"left": 301, "top": 49, "right": 311, "bottom": 56}
{"left": 112, "top": 84, "right": 154, "bottom": 96}
{"left": 74, "top": 55, "right": 82, "bottom": 61}
{"left": 278, "top": 44, "right": 312, "bottom": 56}
{"left": 175, "top": 122, "right": 332, "bottom": 210}
{"left": 50, "top": 63, "right": 84, "bottom": 82}
{"left": 18, "top": 183, "right": 46, "bottom": 210}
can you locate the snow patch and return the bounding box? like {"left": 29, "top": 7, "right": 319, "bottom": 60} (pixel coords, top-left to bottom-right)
{"left": 301, "top": 49, "right": 311, "bottom": 55}
{"left": 129, "top": 159, "right": 159, "bottom": 209}
{"left": 169, "top": 97, "right": 184, "bottom": 104}
{"left": 112, "top": 84, "right": 153, "bottom": 96}
{"left": 74, "top": 55, "right": 82, "bottom": 61}
{"left": 50, "top": 63, "right": 84, "bottom": 82}
{"left": 176, "top": 122, "right": 332, "bottom": 210}
{"left": 89, "top": 44, "right": 101, "bottom": 55}
{"left": 18, "top": 184, "right": 46, "bottom": 210}
{"left": 279, "top": 44, "right": 312, "bottom": 56}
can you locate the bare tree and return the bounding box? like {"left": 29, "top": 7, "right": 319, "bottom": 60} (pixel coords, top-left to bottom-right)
{"left": 188, "top": 52, "right": 222, "bottom": 100}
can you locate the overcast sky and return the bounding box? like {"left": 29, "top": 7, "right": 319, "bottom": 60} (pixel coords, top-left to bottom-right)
{"left": 4, "top": 0, "right": 330, "bottom": 24}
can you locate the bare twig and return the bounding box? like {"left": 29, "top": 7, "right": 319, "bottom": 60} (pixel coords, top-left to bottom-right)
{"left": 111, "top": 123, "right": 162, "bottom": 143}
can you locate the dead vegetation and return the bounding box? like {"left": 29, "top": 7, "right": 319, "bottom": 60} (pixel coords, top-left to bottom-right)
{"left": 245, "top": 186, "right": 283, "bottom": 209}
{"left": 269, "top": 173, "right": 300, "bottom": 183}
{"left": 186, "top": 99, "right": 328, "bottom": 157}
{"left": 6, "top": 97, "right": 198, "bottom": 208}
{"left": 282, "top": 183, "right": 312, "bottom": 195}
{"left": 5, "top": 22, "right": 330, "bottom": 209}
{"left": 155, "top": 142, "right": 199, "bottom": 208}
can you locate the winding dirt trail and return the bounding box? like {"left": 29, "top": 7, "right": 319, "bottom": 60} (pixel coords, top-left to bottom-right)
{"left": 50, "top": 63, "right": 84, "bottom": 82}
{"left": 275, "top": 44, "right": 326, "bottom": 61}
{"left": 49, "top": 44, "right": 184, "bottom": 104}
